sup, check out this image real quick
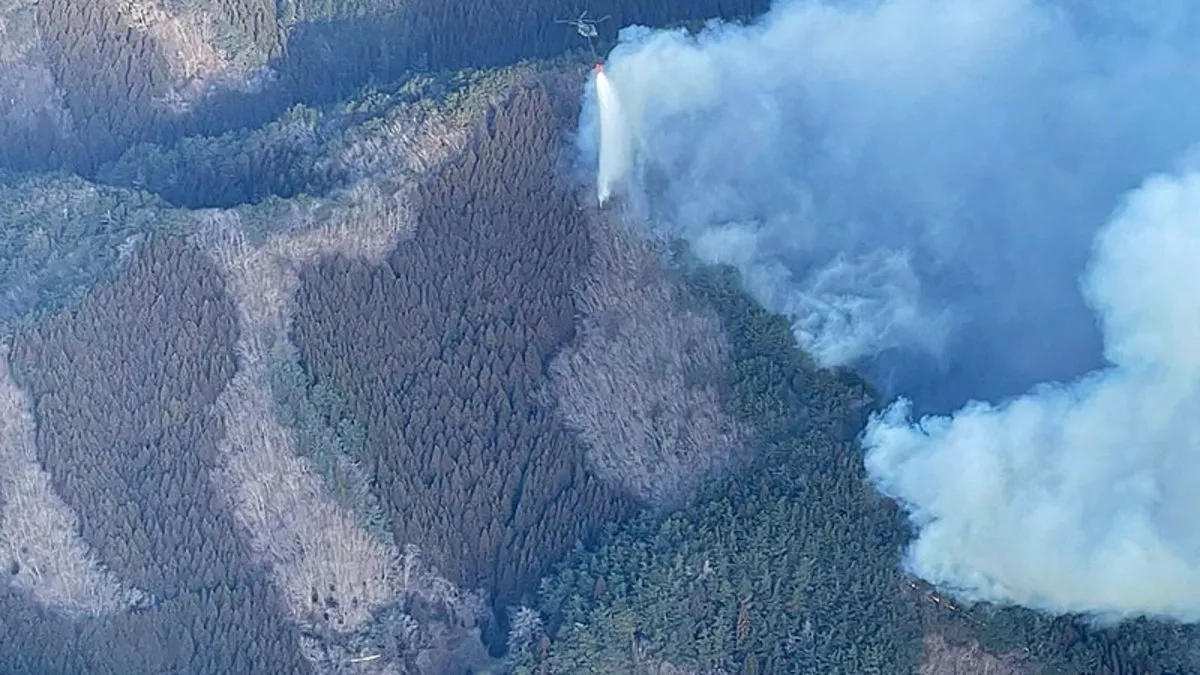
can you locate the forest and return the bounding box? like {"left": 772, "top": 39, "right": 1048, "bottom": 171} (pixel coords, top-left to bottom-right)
{"left": 0, "top": 0, "right": 1197, "bottom": 673}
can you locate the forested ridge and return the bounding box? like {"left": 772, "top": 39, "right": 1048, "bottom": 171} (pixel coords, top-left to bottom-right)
{"left": 1, "top": 0, "right": 767, "bottom": 176}
{"left": 512, "top": 262, "right": 927, "bottom": 674}
{"left": 3, "top": 236, "right": 312, "bottom": 674}
{"left": 290, "top": 81, "right": 636, "bottom": 614}
{"left": 0, "top": 0, "right": 1198, "bottom": 673}
{"left": 509, "top": 263, "right": 1200, "bottom": 675}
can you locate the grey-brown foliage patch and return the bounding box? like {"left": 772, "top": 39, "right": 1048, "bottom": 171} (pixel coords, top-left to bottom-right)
{"left": 199, "top": 99, "right": 494, "bottom": 672}
{"left": 0, "top": 174, "right": 191, "bottom": 323}
{"left": 919, "top": 634, "right": 1035, "bottom": 675}
{"left": 28, "top": 0, "right": 280, "bottom": 171}
{"left": 205, "top": 195, "right": 419, "bottom": 637}
{"left": 111, "top": 0, "right": 273, "bottom": 113}
{"left": 327, "top": 107, "right": 469, "bottom": 184}
{"left": 275, "top": 0, "right": 404, "bottom": 27}
{"left": 549, "top": 215, "right": 748, "bottom": 506}
{"left": 0, "top": 0, "right": 74, "bottom": 143}
{"left": 6, "top": 234, "right": 316, "bottom": 673}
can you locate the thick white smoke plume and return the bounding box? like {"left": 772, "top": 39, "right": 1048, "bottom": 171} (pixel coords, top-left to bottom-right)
{"left": 580, "top": 0, "right": 1200, "bottom": 619}
{"left": 584, "top": 0, "right": 1200, "bottom": 409}
{"left": 865, "top": 160, "right": 1200, "bottom": 621}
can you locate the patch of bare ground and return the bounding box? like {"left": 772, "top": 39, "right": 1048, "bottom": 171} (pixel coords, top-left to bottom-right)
{"left": 919, "top": 634, "right": 1035, "bottom": 675}
{"left": 549, "top": 215, "right": 749, "bottom": 506}
{"left": 198, "top": 106, "right": 489, "bottom": 671}
{"left": 113, "top": 0, "right": 271, "bottom": 113}
{"left": 0, "top": 346, "right": 143, "bottom": 617}
{"left": 0, "top": 0, "right": 74, "bottom": 136}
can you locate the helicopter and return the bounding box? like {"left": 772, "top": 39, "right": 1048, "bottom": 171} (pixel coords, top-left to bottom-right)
{"left": 555, "top": 10, "right": 609, "bottom": 40}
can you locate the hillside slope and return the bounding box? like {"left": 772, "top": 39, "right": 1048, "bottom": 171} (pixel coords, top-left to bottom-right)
{"left": 0, "top": 5, "right": 1199, "bottom": 672}
{"left": 0, "top": 0, "right": 770, "bottom": 175}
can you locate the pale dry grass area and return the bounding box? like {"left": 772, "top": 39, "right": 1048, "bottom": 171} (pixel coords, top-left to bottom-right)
{"left": 919, "top": 634, "right": 1034, "bottom": 675}
{"left": 0, "top": 347, "right": 144, "bottom": 617}
{"left": 0, "top": 0, "right": 74, "bottom": 136}
{"left": 550, "top": 216, "right": 748, "bottom": 506}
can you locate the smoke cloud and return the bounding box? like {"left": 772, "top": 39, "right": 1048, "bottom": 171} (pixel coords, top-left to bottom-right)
{"left": 580, "top": 0, "right": 1200, "bottom": 619}
{"left": 584, "top": 0, "right": 1200, "bottom": 409}
{"left": 865, "top": 160, "right": 1200, "bottom": 621}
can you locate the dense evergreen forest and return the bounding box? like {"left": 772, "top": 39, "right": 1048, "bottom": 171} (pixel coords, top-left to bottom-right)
{"left": 0, "top": 0, "right": 1198, "bottom": 673}
{"left": 290, "top": 82, "right": 635, "bottom": 613}
{"left": 4, "top": 236, "right": 313, "bottom": 674}
{"left": 509, "top": 263, "right": 1200, "bottom": 675}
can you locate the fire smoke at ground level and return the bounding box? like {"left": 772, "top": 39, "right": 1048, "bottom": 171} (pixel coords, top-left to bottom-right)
{"left": 578, "top": 0, "right": 1200, "bottom": 620}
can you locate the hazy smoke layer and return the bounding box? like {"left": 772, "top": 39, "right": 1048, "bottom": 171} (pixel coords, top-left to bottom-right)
{"left": 584, "top": 0, "right": 1200, "bottom": 409}
{"left": 865, "top": 158, "right": 1200, "bottom": 620}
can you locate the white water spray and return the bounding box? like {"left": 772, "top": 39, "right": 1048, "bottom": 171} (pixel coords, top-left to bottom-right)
{"left": 595, "top": 69, "right": 632, "bottom": 205}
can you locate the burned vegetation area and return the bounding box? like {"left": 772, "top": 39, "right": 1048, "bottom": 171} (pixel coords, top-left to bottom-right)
{"left": 289, "top": 82, "right": 636, "bottom": 617}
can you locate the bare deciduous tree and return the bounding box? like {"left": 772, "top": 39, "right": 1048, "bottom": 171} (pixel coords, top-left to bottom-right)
{"left": 328, "top": 108, "right": 469, "bottom": 183}
{"left": 549, "top": 217, "right": 749, "bottom": 506}
{"left": 506, "top": 605, "right": 544, "bottom": 656}
{"left": 0, "top": 346, "right": 144, "bottom": 617}
{"left": 0, "top": 0, "right": 75, "bottom": 137}
{"left": 214, "top": 369, "right": 401, "bottom": 632}
{"left": 200, "top": 111, "right": 487, "bottom": 670}
{"left": 918, "top": 634, "right": 1032, "bottom": 675}
{"left": 299, "top": 633, "right": 410, "bottom": 675}
{"left": 413, "top": 622, "right": 492, "bottom": 675}
{"left": 111, "top": 0, "right": 272, "bottom": 112}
